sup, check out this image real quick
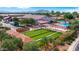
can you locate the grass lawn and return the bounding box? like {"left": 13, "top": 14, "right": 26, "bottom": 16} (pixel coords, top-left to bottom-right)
{"left": 23, "top": 29, "right": 62, "bottom": 40}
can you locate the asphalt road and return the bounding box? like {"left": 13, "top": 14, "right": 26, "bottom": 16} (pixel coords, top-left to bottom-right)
{"left": 74, "top": 42, "right": 79, "bottom": 51}
{"left": 68, "top": 34, "right": 79, "bottom": 51}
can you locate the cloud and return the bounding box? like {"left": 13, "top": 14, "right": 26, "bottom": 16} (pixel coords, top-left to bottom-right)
{"left": 0, "top": 0, "right": 79, "bottom": 7}
{"left": 66, "top": 8, "right": 79, "bottom": 12}
{"left": 0, "top": 0, "right": 29, "bottom": 7}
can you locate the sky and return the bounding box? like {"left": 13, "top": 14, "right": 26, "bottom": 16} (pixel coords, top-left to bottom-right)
{"left": 0, "top": 0, "right": 79, "bottom": 12}
{"left": 0, "top": 0, "right": 79, "bottom": 7}
{"left": 0, "top": 7, "right": 79, "bottom": 12}
{"left": 28, "top": 7, "right": 79, "bottom": 12}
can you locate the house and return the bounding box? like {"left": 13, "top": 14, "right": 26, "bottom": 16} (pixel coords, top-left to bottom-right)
{"left": 50, "top": 20, "right": 70, "bottom": 32}
{"left": 3, "top": 16, "right": 12, "bottom": 23}
{"left": 16, "top": 14, "right": 54, "bottom": 24}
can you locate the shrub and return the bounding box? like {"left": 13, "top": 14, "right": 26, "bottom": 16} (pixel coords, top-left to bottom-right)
{"left": 53, "top": 48, "right": 59, "bottom": 51}
{"left": 1, "top": 37, "right": 23, "bottom": 51}
{"left": 23, "top": 42, "right": 39, "bottom": 51}
{"left": 0, "top": 31, "right": 23, "bottom": 51}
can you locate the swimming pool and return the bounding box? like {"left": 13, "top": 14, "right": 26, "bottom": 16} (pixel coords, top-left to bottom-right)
{"left": 57, "top": 20, "right": 70, "bottom": 27}
{"left": 59, "top": 23, "right": 70, "bottom": 27}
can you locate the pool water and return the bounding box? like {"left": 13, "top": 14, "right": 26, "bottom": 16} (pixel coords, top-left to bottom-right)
{"left": 59, "top": 23, "right": 70, "bottom": 27}
{"left": 57, "top": 20, "right": 70, "bottom": 27}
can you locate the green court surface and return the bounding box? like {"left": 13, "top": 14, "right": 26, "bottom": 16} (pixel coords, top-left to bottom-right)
{"left": 23, "top": 29, "right": 62, "bottom": 40}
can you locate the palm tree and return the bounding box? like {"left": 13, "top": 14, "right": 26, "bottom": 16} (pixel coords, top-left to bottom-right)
{"left": 39, "top": 36, "right": 61, "bottom": 50}
{"left": 46, "top": 37, "right": 57, "bottom": 50}
{"left": 38, "top": 37, "right": 49, "bottom": 50}
{"left": 39, "top": 37, "right": 56, "bottom": 50}
{"left": 50, "top": 36, "right": 62, "bottom": 46}
{"left": 72, "top": 12, "right": 78, "bottom": 19}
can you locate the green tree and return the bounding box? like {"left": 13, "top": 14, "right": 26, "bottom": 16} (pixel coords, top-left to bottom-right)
{"left": 62, "top": 12, "right": 66, "bottom": 15}
{"left": 0, "top": 31, "right": 10, "bottom": 42}
{"left": 13, "top": 17, "right": 19, "bottom": 22}
{"left": 45, "top": 13, "right": 51, "bottom": 17}
{"left": 19, "top": 18, "right": 36, "bottom": 25}
{"left": 19, "top": 19, "right": 27, "bottom": 25}
{"left": 23, "top": 42, "right": 39, "bottom": 51}
{"left": 76, "top": 14, "right": 79, "bottom": 18}
{"left": 38, "top": 37, "right": 50, "bottom": 50}
{"left": 1, "top": 37, "right": 23, "bottom": 51}
{"left": 14, "top": 21, "right": 19, "bottom": 27}
{"left": 0, "top": 16, "right": 3, "bottom": 21}
{"left": 0, "top": 31, "right": 23, "bottom": 51}
{"left": 55, "top": 11, "right": 61, "bottom": 16}
{"left": 64, "top": 13, "right": 74, "bottom": 20}
{"left": 73, "top": 12, "right": 78, "bottom": 15}
{"left": 51, "top": 10, "right": 54, "bottom": 15}
{"left": 28, "top": 18, "right": 36, "bottom": 25}
{"left": 0, "top": 18, "right": 2, "bottom": 21}
{"left": 0, "top": 16, "right": 3, "bottom": 19}
{"left": 72, "top": 12, "right": 78, "bottom": 19}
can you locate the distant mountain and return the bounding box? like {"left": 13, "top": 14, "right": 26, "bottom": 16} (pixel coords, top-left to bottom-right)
{"left": 35, "top": 10, "right": 50, "bottom": 13}
{"left": 0, "top": 7, "right": 78, "bottom": 13}
{"left": 27, "top": 7, "right": 79, "bottom": 12}
{"left": 29, "top": 10, "right": 50, "bottom": 13}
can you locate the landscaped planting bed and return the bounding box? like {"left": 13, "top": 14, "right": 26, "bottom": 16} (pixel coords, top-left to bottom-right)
{"left": 23, "top": 29, "right": 62, "bottom": 40}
